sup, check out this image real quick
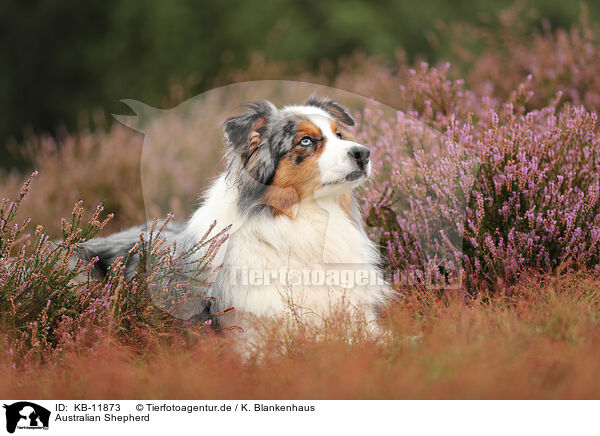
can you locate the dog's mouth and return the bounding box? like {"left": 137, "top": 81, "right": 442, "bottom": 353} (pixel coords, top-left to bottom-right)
{"left": 345, "top": 170, "right": 366, "bottom": 182}
{"left": 324, "top": 170, "right": 367, "bottom": 186}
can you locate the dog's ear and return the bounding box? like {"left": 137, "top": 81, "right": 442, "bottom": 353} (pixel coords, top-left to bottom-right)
{"left": 304, "top": 94, "right": 355, "bottom": 126}
{"left": 224, "top": 102, "right": 273, "bottom": 153}
{"left": 225, "top": 101, "right": 279, "bottom": 196}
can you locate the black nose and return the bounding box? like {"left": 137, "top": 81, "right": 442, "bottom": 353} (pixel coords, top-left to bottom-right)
{"left": 347, "top": 146, "right": 370, "bottom": 170}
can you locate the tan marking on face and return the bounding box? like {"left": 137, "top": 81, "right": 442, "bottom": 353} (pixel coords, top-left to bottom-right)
{"left": 330, "top": 120, "right": 338, "bottom": 136}
{"left": 295, "top": 121, "right": 323, "bottom": 142}
{"left": 263, "top": 121, "right": 326, "bottom": 218}
{"left": 330, "top": 119, "right": 350, "bottom": 140}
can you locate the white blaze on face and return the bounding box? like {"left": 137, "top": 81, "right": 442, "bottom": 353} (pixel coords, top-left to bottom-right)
{"left": 286, "top": 106, "right": 371, "bottom": 198}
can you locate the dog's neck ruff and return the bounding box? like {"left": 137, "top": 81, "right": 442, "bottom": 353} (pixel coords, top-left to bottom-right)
{"left": 180, "top": 172, "right": 389, "bottom": 331}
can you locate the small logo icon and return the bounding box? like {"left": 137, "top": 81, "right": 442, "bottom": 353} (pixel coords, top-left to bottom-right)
{"left": 3, "top": 402, "right": 50, "bottom": 434}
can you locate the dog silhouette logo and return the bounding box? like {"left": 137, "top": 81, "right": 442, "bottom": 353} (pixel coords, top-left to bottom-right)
{"left": 3, "top": 402, "right": 50, "bottom": 433}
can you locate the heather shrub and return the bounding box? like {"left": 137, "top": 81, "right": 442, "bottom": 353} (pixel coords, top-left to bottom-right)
{"left": 328, "top": 5, "right": 600, "bottom": 116}
{"left": 443, "top": 4, "right": 600, "bottom": 112}
{"left": 0, "top": 104, "right": 223, "bottom": 238}
{"left": 359, "top": 73, "right": 600, "bottom": 292}
{"left": 0, "top": 175, "right": 225, "bottom": 363}
{"left": 462, "top": 102, "right": 600, "bottom": 291}
{"left": 0, "top": 124, "right": 146, "bottom": 237}
{"left": 357, "top": 98, "right": 479, "bottom": 290}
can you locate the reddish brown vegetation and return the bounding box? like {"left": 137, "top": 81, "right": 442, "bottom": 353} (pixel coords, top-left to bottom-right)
{"left": 2, "top": 273, "right": 599, "bottom": 399}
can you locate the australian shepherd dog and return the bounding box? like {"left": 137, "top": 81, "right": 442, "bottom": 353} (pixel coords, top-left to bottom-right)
{"left": 81, "top": 96, "right": 391, "bottom": 340}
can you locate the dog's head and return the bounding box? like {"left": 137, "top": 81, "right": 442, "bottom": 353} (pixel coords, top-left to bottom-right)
{"left": 224, "top": 96, "right": 370, "bottom": 218}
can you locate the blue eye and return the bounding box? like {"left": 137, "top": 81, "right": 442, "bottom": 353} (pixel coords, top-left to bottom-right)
{"left": 300, "top": 137, "right": 313, "bottom": 146}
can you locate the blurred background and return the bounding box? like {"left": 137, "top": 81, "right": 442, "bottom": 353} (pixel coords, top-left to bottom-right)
{"left": 0, "top": 0, "right": 597, "bottom": 238}
{"left": 1, "top": 0, "right": 597, "bottom": 157}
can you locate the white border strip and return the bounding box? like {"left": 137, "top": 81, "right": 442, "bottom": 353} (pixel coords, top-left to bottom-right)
{"left": 1, "top": 400, "right": 597, "bottom": 436}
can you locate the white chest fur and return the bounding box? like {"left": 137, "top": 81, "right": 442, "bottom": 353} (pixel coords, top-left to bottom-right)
{"left": 181, "top": 174, "right": 389, "bottom": 329}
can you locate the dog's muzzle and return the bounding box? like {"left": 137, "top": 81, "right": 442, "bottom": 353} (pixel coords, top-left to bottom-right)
{"left": 347, "top": 145, "right": 370, "bottom": 171}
